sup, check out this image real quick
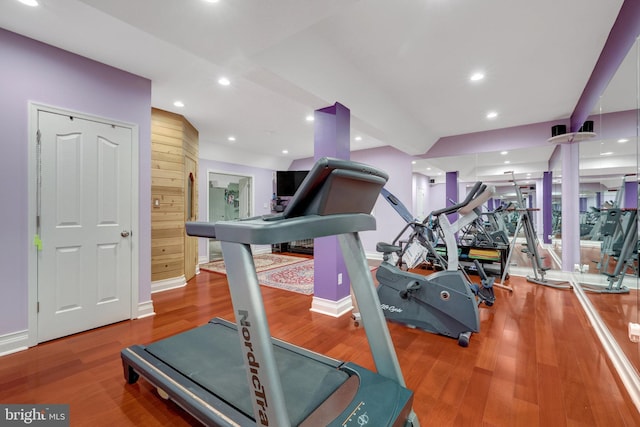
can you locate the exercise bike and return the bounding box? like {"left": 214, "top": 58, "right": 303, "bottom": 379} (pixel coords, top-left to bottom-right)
{"left": 374, "top": 182, "right": 496, "bottom": 347}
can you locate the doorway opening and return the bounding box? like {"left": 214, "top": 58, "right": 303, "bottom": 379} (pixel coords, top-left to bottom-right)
{"left": 208, "top": 172, "right": 253, "bottom": 260}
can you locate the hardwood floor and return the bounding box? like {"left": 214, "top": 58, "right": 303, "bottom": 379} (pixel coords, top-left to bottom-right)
{"left": 587, "top": 290, "right": 640, "bottom": 374}
{"left": 1, "top": 264, "right": 640, "bottom": 426}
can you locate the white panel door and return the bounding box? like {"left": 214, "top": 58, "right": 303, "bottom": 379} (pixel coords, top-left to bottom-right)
{"left": 37, "top": 111, "right": 133, "bottom": 343}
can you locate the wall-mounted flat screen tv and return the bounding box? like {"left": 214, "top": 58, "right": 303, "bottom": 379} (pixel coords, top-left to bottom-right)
{"left": 276, "top": 170, "right": 309, "bottom": 197}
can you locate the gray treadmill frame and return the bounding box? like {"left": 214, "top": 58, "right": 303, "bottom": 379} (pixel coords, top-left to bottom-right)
{"left": 220, "top": 232, "right": 412, "bottom": 425}
{"left": 124, "top": 157, "right": 419, "bottom": 426}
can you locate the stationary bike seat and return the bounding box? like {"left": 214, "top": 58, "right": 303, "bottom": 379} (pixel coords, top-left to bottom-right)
{"left": 377, "top": 242, "right": 401, "bottom": 254}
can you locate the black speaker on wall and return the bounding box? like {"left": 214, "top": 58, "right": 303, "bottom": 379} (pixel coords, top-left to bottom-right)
{"left": 579, "top": 120, "right": 594, "bottom": 133}
{"left": 551, "top": 125, "right": 567, "bottom": 137}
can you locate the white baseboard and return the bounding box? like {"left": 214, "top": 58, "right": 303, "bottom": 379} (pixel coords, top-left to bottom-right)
{"left": 151, "top": 275, "right": 186, "bottom": 294}
{"left": 310, "top": 295, "right": 353, "bottom": 317}
{"left": 136, "top": 300, "right": 155, "bottom": 319}
{"left": 366, "top": 251, "right": 383, "bottom": 261}
{"left": 0, "top": 302, "right": 157, "bottom": 358}
{"left": 0, "top": 330, "right": 29, "bottom": 357}
{"left": 253, "top": 245, "right": 272, "bottom": 255}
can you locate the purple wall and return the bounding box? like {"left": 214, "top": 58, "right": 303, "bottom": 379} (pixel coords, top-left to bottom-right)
{"left": 425, "top": 119, "right": 569, "bottom": 158}
{"left": 0, "top": 29, "right": 152, "bottom": 336}
{"left": 591, "top": 109, "right": 638, "bottom": 139}
{"left": 426, "top": 110, "right": 637, "bottom": 161}
{"left": 446, "top": 171, "right": 459, "bottom": 223}
{"left": 290, "top": 146, "right": 414, "bottom": 256}
{"left": 624, "top": 180, "right": 638, "bottom": 209}
{"left": 313, "top": 103, "right": 351, "bottom": 301}
{"left": 580, "top": 198, "right": 588, "bottom": 212}
{"left": 543, "top": 171, "right": 553, "bottom": 244}
{"left": 196, "top": 158, "right": 275, "bottom": 257}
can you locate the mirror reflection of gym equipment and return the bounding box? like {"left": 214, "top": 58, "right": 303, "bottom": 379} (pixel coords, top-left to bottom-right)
{"left": 499, "top": 171, "right": 571, "bottom": 290}
{"left": 410, "top": 35, "right": 640, "bottom": 396}
{"left": 208, "top": 172, "right": 252, "bottom": 261}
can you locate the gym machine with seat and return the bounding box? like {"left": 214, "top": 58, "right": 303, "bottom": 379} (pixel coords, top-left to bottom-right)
{"left": 372, "top": 182, "right": 496, "bottom": 347}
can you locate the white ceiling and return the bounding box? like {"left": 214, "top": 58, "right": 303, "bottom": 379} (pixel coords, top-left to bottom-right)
{"left": 0, "top": 0, "right": 634, "bottom": 179}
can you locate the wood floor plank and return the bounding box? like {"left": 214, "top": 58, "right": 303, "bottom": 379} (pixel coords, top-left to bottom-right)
{"left": 0, "top": 261, "right": 639, "bottom": 426}
{"left": 537, "top": 363, "right": 567, "bottom": 426}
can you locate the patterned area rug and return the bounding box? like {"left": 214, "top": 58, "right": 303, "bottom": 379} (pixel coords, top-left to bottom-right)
{"left": 200, "top": 253, "right": 306, "bottom": 275}
{"left": 257, "top": 261, "right": 378, "bottom": 295}
{"left": 257, "top": 259, "right": 315, "bottom": 295}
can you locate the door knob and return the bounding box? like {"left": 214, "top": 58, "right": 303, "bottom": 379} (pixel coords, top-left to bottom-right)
{"left": 121, "top": 230, "right": 130, "bottom": 237}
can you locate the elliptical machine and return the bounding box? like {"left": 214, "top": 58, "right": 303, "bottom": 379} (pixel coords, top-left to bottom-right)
{"left": 582, "top": 208, "right": 637, "bottom": 294}
{"left": 375, "top": 182, "right": 495, "bottom": 347}
{"left": 503, "top": 171, "right": 571, "bottom": 289}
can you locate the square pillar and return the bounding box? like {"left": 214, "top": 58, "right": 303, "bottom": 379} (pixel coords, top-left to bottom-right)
{"left": 312, "top": 103, "right": 352, "bottom": 315}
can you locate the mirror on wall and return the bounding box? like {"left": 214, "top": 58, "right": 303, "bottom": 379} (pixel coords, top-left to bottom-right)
{"left": 413, "top": 144, "right": 561, "bottom": 280}
{"left": 414, "top": 35, "right": 639, "bottom": 389}
{"left": 577, "top": 36, "right": 640, "bottom": 373}
{"left": 550, "top": 148, "right": 563, "bottom": 261}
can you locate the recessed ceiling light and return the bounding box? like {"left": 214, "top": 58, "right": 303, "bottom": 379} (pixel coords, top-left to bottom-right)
{"left": 486, "top": 111, "right": 498, "bottom": 119}
{"left": 427, "top": 167, "right": 432, "bottom": 171}
{"left": 218, "top": 77, "right": 230, "bottom": 86}
{"left": 173, "top": 101, "right": 185, "bottom": 107}
{"left": 470, "top": 72, "right": 485, "bottom": 82}
{"left": 17, "top": 0, "right": 38, "bottom": 6}
{"left": 227, "top": 136, "right": 236, "bottom": 142}
{"left": 354, "top": 136, "right": 362, "bottom": 141}
{"left": 500, "top": 151, "right": 508, "bottom": 155}
{"left": 600, "top": 152, "right": 613, "bottom": 156}
{"left": 411, "top": 161, "right": 416, "bottom": 165}
{"left": 305, "top": 115, "right": 314, "bottom": 122}
{"left": 282, "top": 149, "right": 289, "bottom": 154}
{"left": 504, "top": 160, "right": 510, "bottom": 164}
{"left": 618, "top": 138, "right": 629, "bottom": 143}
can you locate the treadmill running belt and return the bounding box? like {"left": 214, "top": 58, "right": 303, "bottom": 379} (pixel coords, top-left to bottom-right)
{"left": 145, "top": 321, "right": 349, "bottom": 425}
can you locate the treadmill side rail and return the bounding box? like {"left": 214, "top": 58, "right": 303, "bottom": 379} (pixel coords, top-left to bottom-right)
{"left": 121, "top": 345, "right": 250, "bottom": 427}
{"left": 325, "top": 363, "right": 414, "bottom": 427}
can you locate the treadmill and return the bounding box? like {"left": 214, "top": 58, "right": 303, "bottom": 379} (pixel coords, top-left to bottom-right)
{"left": 121, "top": 157, "right": 419, "bottom": 426}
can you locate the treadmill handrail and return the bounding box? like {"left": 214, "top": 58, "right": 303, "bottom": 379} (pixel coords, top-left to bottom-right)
{"left": 186, "top": 157, "right": 388, "bottom": 243}
{"left": 181, "top": 157, "right": 417, "bottom": 426}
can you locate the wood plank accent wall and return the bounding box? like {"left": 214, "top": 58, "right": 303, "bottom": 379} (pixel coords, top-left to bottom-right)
{"left": 151, "top": 108, "right": 199, "bottom": 282}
